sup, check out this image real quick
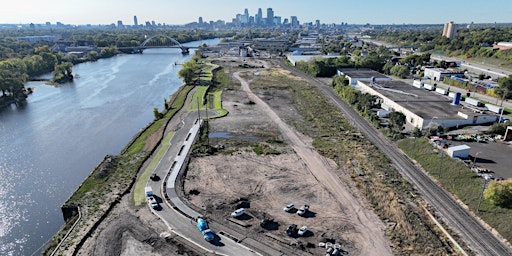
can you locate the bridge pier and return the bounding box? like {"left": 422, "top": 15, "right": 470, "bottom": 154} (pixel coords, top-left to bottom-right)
{"left": 181, "top": 48, "right": 190, "bottom": 55}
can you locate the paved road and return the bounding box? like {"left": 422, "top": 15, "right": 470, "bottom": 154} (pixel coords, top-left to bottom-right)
{"left": 279, "top": 61, "right": 512, "bottom": 256}
{"left": 431, "top": 55, "right": 511, "bottom": 79}
{"left": 145, "top": 102, "right": 262, "bottom": 255}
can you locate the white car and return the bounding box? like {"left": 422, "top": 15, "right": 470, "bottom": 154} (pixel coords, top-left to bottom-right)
{"left": 297, "top": 204, "right": 309, "bottom": 216}
{"left": 298, "top": 226, "right": 307, "bottom": 236}
{"left": 231, "top": 208, "right": 245, "bottom": 218}
{"left": 283, "top": 203, "right": 294, "bottom": 212}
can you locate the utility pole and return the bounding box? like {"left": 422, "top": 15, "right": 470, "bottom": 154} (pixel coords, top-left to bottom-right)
{"left": 477, "top": 178, "right": 489, "bottom": 213}
{"left": 205, "top": 97, "right": 209, "bottom": 147}
{"left": 438, "top": 151, "right": 444, "bottom": 177}
{"left": 197, "top": 95, "right": 201, "bottom": 120}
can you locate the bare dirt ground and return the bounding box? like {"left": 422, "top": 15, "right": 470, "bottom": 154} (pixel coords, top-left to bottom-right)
{"left": 183, "top": 57, "right": 392, "bottom": 255}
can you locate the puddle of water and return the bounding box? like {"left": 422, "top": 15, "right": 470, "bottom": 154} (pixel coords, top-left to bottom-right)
{"left": 209, "top": 132, "right": 262, "bottom": 140}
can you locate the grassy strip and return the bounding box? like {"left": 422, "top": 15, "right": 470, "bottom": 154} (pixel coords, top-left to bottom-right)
{"left": 189, "top": 86, "right": 208, "bottom": 112}
{"left": 68, "top": 86, "right": 194, "bottom": 202}
{"left": 249, "top": 70, "right": 455, "bottom": 255}
{"left": 397, "top": 138, "right": 512, "bottom": 242}
{"left": 199, "top": 63, "right": 216, "bottom": 81}
{"left": 133, "top": 131, "right": 175, "bottom": 206}
{"left": 208, "top": 90, "right": 229, "bottom": 118}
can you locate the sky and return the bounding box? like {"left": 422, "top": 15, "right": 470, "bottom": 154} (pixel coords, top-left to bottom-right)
{"left": 1, "top": 0, "right": 511, "bottom": 26}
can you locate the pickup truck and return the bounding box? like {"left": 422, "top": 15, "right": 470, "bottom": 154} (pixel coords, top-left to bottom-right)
{"left": 145, "top": 186, "right": 159, "bottom": 209}
{"left": 147, "top": 195, "right": 159, "bottom": 209}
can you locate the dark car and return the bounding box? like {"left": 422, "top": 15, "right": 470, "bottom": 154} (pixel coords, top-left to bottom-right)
{"left": 150, "top": 173, "right": 159, "bottom": 181}
{"left": 259, "top": 217, "right": 273, "bottom": 227}
{"left": 286, "top": 224, "right": 297, "bottom": 236}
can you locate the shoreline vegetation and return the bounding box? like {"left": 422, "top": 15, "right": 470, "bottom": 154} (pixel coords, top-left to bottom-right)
{"left": 42, "top": 52, "right": 228, "bottom": 255}
{"left": 42, "top": 84, "right": 194, "bottom": 255}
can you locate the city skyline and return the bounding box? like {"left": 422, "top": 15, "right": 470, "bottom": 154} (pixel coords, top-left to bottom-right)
{"left": 1, "top": 0, "right": 511, "bottom": 26}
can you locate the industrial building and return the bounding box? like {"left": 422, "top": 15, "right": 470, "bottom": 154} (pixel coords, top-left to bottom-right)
{"left": 286, "top": 54, "right": 339, "bottom": 66}
{"left": 356, "top": 79, "right": 499, "bottom": 129}
{"left": 424, "top": 67, "right": 465, "bottom": 81}
{"left": 337, "top": 68, "right": 391, "bottom": 85}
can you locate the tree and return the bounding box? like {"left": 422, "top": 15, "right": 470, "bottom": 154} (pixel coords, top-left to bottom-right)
{"left": 485, "top": 123, "right": 508, "bottom": 136}
{"left": 411, "top": 127, "right": 423, "bottom": 137}
{"left": 100, "top": 46, "right": 119, "bottom": 58}
{"left": 332, "top": 75, "right": 349, "bottom": 88}
{"left": 388, "top": 111, "right": 406, "bottom": 133}
{"left": 484, "top": 179, "right": 512, "bottom": 208}
{"left": 496, "top": 75, "right": 512, "bottom": 106}
{"left": 153, "top": 107, "right": 163, "bottom": 119}
{"left": 52, "top": 62, "right": 74, "bottom": 83}
{"left": 179, "top": 68, "right": 195, "bottom": 85}
{"left": 382, "top": 61, "right": 395, "bottom": 75}
{"left": 0, "top": 58, "right": 28, "bottom": 98}
{"left": 86, "top": 51, "right": 99, "bottom": 61}
{"left": 390, "top": 65, "right": 410, "bottom": 78}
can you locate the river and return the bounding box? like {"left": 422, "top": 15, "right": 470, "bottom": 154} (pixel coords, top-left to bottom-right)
{"left": 0, "top": 38, "right": 219, "bottom": 256}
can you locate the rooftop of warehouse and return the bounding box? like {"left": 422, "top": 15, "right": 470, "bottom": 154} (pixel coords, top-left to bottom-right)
{"left": 338, "top": 68, "right": 390, "bottom": 79}
{"left": 358, "top": 80, "right": 489, "bottom": 119}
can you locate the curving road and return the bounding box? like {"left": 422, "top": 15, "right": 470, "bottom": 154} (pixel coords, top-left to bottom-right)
{"left": 145, "top": 96, "right": 263, "bottom": 256}
{"left": 279, "top": 61, "right": 512, "bottom": 256}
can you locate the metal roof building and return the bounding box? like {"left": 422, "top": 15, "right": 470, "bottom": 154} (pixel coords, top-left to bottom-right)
{"left": 356, "top": 79, "right": 499, "bottom": 129}
{"left": 337, "top": 68, "right": 391, "bottom": 85}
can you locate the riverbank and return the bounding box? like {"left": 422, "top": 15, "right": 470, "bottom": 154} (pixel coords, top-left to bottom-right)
{"left": 42, "top": 53, "right": 229, "bottom": 255}
{"left": 42, "top": 84, "right": 194, "bottom": 255}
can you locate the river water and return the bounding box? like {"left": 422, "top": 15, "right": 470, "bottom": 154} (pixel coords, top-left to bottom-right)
{"left": 0, "top": 38, "right": 219, "bottom": 256}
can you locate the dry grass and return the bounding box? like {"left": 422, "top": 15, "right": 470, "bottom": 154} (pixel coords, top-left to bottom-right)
{"left": 249, "top": 69, "right": 456, "bottom": 255}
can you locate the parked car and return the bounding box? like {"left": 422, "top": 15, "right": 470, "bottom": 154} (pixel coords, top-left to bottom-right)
{"left": 298, "top": 226, "right": 307, "bottom": 236}
{"left": 259, "top": 217, "right": 273, "bottom": 227}
{"left": 286, "top": 224, "right": 297, "bottom": 236}
{"left": 499, "top": 117, "right": 510, "bottom": 123}
{"left": 283, "top": 203, "right": 294, "bottom": 212}
{"left": 231, "top": 208, "right": 245, "bottom": 218}
{"left": 297, "top": 204, "right": 309, "bottom": 216}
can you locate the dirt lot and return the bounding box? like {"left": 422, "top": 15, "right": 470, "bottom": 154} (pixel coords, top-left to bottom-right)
{"left": 182, "top": 57, "right": 391, "bottom": 255}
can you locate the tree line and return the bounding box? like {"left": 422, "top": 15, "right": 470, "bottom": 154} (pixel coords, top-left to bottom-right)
{"left": 364, "top": 26, "right": 512, "bottom": 62}
{"left": 0, "top": 27, "right": 231, "bottom": 108}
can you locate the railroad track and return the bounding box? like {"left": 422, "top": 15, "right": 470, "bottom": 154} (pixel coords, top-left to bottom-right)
{"left": 279, "top": 62, "right": 512, "bottom": 256}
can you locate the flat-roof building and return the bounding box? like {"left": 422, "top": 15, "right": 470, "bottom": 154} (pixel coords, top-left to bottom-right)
{"left": 424, "top": 67, "right": 464, "bottom": 81}
{"left": 286, "top": 54, "right": 339, "bottom": 66}
{"left": 357, "top": 79, "right": 498, "bottom": 129}
{"left": 17, "top": 35, "right": 56, "bottom": 42}
{"left": 337, "top": 68, "right": 391, "bottom": 85}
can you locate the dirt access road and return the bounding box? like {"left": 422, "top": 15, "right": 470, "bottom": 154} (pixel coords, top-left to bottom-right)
{"left": 235, "top": 71, "right": 391, "bottom": 254}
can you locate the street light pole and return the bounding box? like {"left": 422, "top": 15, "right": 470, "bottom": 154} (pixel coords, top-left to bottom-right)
{"left": 473, "top": 151, "right": 482, "bottom": 167}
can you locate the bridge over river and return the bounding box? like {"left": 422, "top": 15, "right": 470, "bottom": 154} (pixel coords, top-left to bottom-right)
{"left": 117, "top": 34, "right": 199, "bottom": 54}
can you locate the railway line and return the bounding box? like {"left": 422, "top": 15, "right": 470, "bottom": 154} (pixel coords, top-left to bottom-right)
{"left": 280, "top": 62, "right": 512, "bottom": 255}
